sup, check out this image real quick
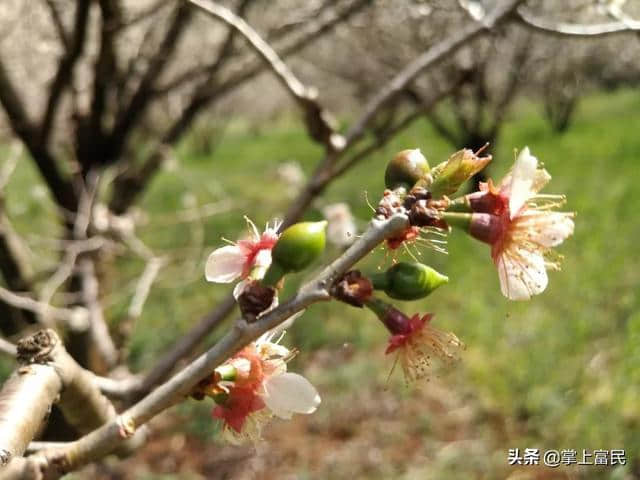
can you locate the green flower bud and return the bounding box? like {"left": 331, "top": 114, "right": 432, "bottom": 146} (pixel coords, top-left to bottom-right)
{"left": 384, "top": 149, "right": 430, "bottom": 190}
{"left": 263, "top": 221, "right": 327, "bottom": 285}
{"left": 371, "top": 262, "right": 448, "bottom": 300}
{"left": 430, "top": 148, "right": 491, "bottom": 198}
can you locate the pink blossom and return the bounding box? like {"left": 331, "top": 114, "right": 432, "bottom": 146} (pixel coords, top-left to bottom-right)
{"left": 205, "top": 217, "right": 281, "bottom": 284}
{"left": 468, "top": 147, "right": 574, "bottom": 300}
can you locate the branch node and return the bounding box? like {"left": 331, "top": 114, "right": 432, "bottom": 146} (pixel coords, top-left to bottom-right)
{"left": 16, "top": 329, "right": 58, "bottom": 364}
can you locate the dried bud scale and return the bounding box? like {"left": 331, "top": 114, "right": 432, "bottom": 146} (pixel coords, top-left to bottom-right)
{"left": 330, "top": 270, "right": 373, "bottom": 307}
{"left": 237, "top": 281, "right": 278, "bottom": 319}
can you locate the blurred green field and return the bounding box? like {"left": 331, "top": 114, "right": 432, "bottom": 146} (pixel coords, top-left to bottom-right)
{"left": 2, "top": 88, "right": 640, "bottom": 479}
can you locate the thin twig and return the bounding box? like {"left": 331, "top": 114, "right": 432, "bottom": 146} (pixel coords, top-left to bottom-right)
{"left": 78, "top": 258, "right": 119, "bottom": 368}
{"left": 187, "top": 0, "right": 344, "bottom": 151}
{"left": 127, "top": 257, "right": 166, "bottom": 319}
{"left": 39, "top": 236, "right": 105, "bottom": 309}
{"left": 517, "top": 6, "right": 640, "bottom": 36}
{"left": 0, "top": 336, "right": 16, "bottom": 357}
{"left": 344, "top": 0, "right": 524, "bottom": 147}
{"left": 0, "top": 284, "right": 86, "bottom": 325}
{"left": 43, "top": 0, "right": 71, "bottom": 50}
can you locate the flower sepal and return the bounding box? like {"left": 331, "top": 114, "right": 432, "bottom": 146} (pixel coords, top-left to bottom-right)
{"left": 237, "top": 280, "right": 278, "bottom": 318}
{"left": 330, "top": 270, "right": 373, "bottom": 307}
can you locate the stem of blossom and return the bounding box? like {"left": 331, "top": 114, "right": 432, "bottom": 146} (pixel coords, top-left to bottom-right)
{"left": 440, "top": 212, "right": 472, "bottom": 231}
{"left": 442, "top": 211, "right": 502, "bottom": 245}
{"left": 261, "top": 262, "right": 286, "bottom": 287}
{"left": 364, "top": 297, "right": 410, "bottom": 335}
{"left": 369, "top": 272, "right": 389, "bottom": 291}
{"left": 446, "top": 196, "right": 473, "bottom": 213}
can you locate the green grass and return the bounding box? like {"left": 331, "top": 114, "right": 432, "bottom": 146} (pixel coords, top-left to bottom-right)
{"left": 1, "top": 88, "right": 640, "bottom": 478}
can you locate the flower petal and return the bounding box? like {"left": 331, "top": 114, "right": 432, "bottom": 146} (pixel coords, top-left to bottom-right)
{"left": 496, "top": 247, "right": 548, "bottom": 300}
{"left": 233, "top": 279, "right": 249, "bottom": 299}
{"left": 205, "top": 245, "right": 246, "bottom": 283}
{"left": 253, "top": 249, "right": 273, "bottom": 270}
{"left": 262, "top": 372, "right": 321, "bottom": 419}
{"left": 507, "top": 147, "right": 538, "bottom": 218}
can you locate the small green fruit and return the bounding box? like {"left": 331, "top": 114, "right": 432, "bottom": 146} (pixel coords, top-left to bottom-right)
{"left": 371, "top": 262, "right": 448, "bottom": 300}
{"left": 384, "top": 149, "right": 430, "bottom": 190}
{"left": 264, "top": 221, "right": 327, "bottom": 285}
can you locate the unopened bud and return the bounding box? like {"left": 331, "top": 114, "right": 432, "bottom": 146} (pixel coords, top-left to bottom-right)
{"left": 371, "top": 262, "right": 448, "bottom": 300}
{"left": 264, "top": 221, "right": 327, "bottom": 285}
{"left": 430, "top": 148, "right": 491, "bottom": 198}
{"left": 385, "top": 149, "right": 430, "bottom": 190}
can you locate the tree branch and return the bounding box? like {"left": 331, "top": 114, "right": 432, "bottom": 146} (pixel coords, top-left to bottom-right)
{"left": 344, "top": 0, "right": 524, "bottom": 147}
{"left": 517, "top": 6, "right": 640, "bottom": 37}
{"left": 76, "top": 258, "right": 119, "bottom": 369}
{"left": 188, "top": 0, "right": 344, "bottom": 151}
{"left": 0, "top": 337, "right": 16, "bottom": 358}
{"left": 108, "top": 0, "right": 371, "bottom": 214}
{"left": 0, "top": 285, "right": 86, "bottom": 326}
{"left": 104, "top": 0, "right": 518, "bottom": 401}
{"left": 0, "top": 330, "right": 142, "bottom": 470}
{"left": 79, "top": 0, "right": 122, "bottom": 172}
{"left": 40, "top": 0, "right": 91, "bottom": 144}
{"left": 7, "top": 213, "right": 407, "bottom": 477}
{"left": 0, "top": 62, "right": 77, "bottom": 212}
{"left": 105, "top": 3, "right": 192, "bottom": 166}
{"left": 43, "top": 0, "right": 71, "bottom": 51}
{"left": 153, "top": 0, "right": 369, "bottom": 96}
{"left": 124, "top": 293, "right": 236, "bottom": 403}
{"left": 0, "top": 357, "right": 62, "bottom": 467}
